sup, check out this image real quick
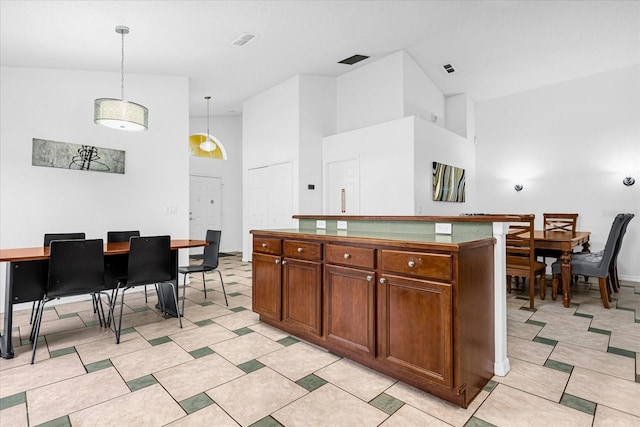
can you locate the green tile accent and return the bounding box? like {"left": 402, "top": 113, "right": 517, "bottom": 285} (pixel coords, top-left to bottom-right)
{"left": 569, "top": 302, "right": 580, "bottom": 308}
{"left": 237, "top": 359, "right": 265, "bottom": 374}
{"left": 121, "top": 327, "right": 136, "bottom": 336}
{"left": 44, "top": 306, "right": 56, "bottom": 311}
{"left": 195, "top": 319, "right": 214, "bottom": 327}
{"left": 35, "top": 415, "right": 72, "bottom": 427}
{"left": 200, "top": 301, "right": 214, "bottom": 307}
{"left": 22, "top": 336, "right": 45, "bottom": 346}
{"left": 464, "top": 417, "right": 497, "bottom": 427}
{"left": 226, "top": 281, "right": 239, "bottom": 285}
{"left": 369, "top": 393, "right": 404, "bottom": 415}
{"left": 231, "top": 306, "right": 247, "bottom": 312}
{"left": 483, "top": 379, "right": 498, "bottom": 392}
{"left": 636, "top": 374, "right": 640, "bottom": 383}
{"left": 533, "top": 336, "right": 558, "bottom": 346}
{"left": 515, "top": 296, "right": 530, "bottom": 301}
{"left": 179, "top": 393, "right": 214, "bottom": 414}
{"left": 636, "top": 319, "right": 640, "bottom": 324}
{"left": 127, "top": 374, "right": 158, "bottom": 392}
{"left": 233, "top": 327, "right": 253, "bottom": 336}
{"left": 518, "top": 306, "right": 536, "bottom": 312}
{"left": 277, "top": 336, "right": 299, "bottom": 347}
{"left": 544, "top": 359, "right": 573, "bottom": 374}
{"left": 573, "top": 312, "right": 593, "bottom": 319}
{"left": 229, "top": 292, "right": 243, "bottom": 297}
{"left": 190, "top": 347, "right": 215, "bottom": 358}
{"left": 525, "top": 319, "right": 546, "bottom": 327}
{"left": 616, "top": 306, "right": 635, "bottom": 312}
{"left": 296, "top": 374, "right": 327, "bottom": 392}
{"left": 149, "top": 336, "right": 171, "bottom": 346}
{"left": 133, "top": 306, "right": 151, "bottom": 313}
{"left": 84, "top": 320, "right": 100, "bottom": 327}
{"left": 607, "top": 347, "right": 636, "bottom": 359}
{"left": 85, "top": 359, "right": 113, "bottom": 373}
{"left": 560, "top": 393, "right": 596, "bottom": 415}
{"left": 249, "top": 415, "right": 284, "bottom": 427}
{"left": 50, "top": 346, "right": 76, "bottom": 358}
{"left": 0, "top": 391, "right": 26, "bottom": 410}
{"left": 58, "top": 312, "right": 78, "bottom": 319}
{"left": 588, "top": 327, "right": 611, "bottom": 336}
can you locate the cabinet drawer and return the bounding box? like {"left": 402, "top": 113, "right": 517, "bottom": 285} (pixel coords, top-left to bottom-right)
{"left": 253, "top": 237, "right": 282, "bottom": 255}
{"left": 283, "top": 240, "right": 322, "bottom": 261}
{"left": 381, "top": 250, "right": 452, "bottom": 281}
{"left": 326, "top": 244, "right": 375, "bottom": 269}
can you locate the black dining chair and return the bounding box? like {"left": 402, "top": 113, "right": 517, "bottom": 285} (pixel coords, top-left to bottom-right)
{"left": 178, "top": 230, "right": 228, "bottom": 314}
{"left": 551, "top": 213, "right": 628, "bottom": 309}
{"left": 112, "top": 235, "right": 182, "bottom": 343}
{"left": 29, "top": 233, "right": 86, "bottom": 325}
{"left": 30, "top": 238, "right": 105, "bottom": 364}
{"left": 107, "top": 230, "right": 144, "bottom": 299}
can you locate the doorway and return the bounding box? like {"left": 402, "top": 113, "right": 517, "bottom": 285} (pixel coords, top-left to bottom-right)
{"left": 325, "top": 158, "right": 360, "bottom": 215}
{"left": 189, "top": 175, "right": 222, "bottom": 255}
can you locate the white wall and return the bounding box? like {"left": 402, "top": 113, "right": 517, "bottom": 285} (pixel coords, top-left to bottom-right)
{"left": 475, "top": 65, "right": 640, "bottom": 280}
{"left": 189, "top": 115, "right": 243, "bottom": 252}
{"left": 0, "top": 66, "right": 190, "bottom": 311}
{"left": 402, "top": 51, "right": 446, "bottom": 128}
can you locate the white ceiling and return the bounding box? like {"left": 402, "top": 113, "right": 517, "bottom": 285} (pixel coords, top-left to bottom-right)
{"left": 1, "top": 1, "right": 638, "bottom": 117}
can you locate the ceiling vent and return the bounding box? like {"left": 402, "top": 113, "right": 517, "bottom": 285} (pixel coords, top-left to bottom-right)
{"left": 231, "top": 33, "right": 256, "bottom": 47}
{"left": 338, "top": 54, "right": 369, "bottom": 65}
{"left": 442, "top": 63, "right": 456, "bottom": 74}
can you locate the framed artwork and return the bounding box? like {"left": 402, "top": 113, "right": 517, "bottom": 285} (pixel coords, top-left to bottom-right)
{"left": 32, "top": 138, "right": 125, "bottom": 174}
{"left": 432, "top": 161, "right": 465, "bottom": 202}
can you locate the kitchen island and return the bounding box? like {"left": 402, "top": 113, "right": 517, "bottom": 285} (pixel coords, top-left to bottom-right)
{"left": 251, "top": 216, "right": 500, "bottom": 408}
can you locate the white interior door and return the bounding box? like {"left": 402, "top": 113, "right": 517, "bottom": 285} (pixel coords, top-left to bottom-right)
{"left": 189, "top": 176, "right": 222, "bottom": 255}
{"left": 326, "top": 158, "right": 360, "bottom": 214}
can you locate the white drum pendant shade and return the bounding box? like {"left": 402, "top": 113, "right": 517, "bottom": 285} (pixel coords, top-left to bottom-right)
{"left": 94, "top": 98, "right": 148, "bottom": 131}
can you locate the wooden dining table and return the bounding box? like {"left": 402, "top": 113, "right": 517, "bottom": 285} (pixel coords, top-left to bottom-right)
{"left": 534, "top": 230, "right": 590, "bottom": 307}
{"left": 0, "top": 239, "right": 207, "bottom": 359}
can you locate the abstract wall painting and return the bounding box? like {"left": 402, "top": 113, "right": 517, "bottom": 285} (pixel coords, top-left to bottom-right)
{"left": 432, "top": 161, "right": 466, "bottom": 202}
{"left": 32, "top": 138, "right": 125, "bottom": 174}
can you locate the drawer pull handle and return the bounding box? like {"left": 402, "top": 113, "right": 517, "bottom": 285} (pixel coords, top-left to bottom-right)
{"left": 282, "top": 260, "right": 287, "bottom": 265}
{"left": 275, "top": 259, "right": 280, "bottom": 264}
{"left": 297, "top": 247, "right": 304, "bottom": 253}
{"left": 261, "top": 243, "right": 268, "bottom": 248}
{"left": 379, "top": 278, "right": 387, "bottom": 284}
{"left": 407, "top": 261, "right": 416, "bottom": 268}
{"left": 344, "top": 253, "right": 351, "bottom": 259}
{"left": 366, "top": 275, "right": 373, "bottom": 282}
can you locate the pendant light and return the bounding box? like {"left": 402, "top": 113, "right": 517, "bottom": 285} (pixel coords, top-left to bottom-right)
{"left": 200, "top": 96, "right": 217, "bottom": 152}
{"left": 94, "top": 26, "right": 148, "bottom": 131}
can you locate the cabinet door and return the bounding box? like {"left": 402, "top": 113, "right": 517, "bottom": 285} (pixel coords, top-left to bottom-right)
{"left": 282, "top": 258, "right": 322, "bottom": 336}
{"left": 252, "top": 253, "right": 282, "bottom": 321}
{"left": 324, "top": 265, "right": 376, "bottom": 357}
{"left": 378, "top": 274, "right": 453, "bottom": 387}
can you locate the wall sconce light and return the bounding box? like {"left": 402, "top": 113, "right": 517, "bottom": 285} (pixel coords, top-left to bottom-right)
{"left": 623, "top": 176, "right": 635, "bottom": 186}
{"left": 514, "top": 184, "right": 523, "bottom": 192}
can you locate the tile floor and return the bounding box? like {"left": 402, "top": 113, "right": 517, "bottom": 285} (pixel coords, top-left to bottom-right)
{"left": 1, "top": 254, "right": 639, "bottom": 426}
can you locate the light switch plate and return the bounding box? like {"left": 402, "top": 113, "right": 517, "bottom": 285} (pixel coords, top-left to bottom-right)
{"left": 435, "top": 223, "right": 452, "bottom": 234}
{"left": 316, "top": 220, "right": 326, "bottom": 229}
{"left": 337, "top": 220, "right": 348, "bottom": 230}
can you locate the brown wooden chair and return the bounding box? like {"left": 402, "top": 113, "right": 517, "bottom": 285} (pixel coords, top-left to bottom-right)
{"left": 536, "top": 213, "right": 579, "bottom": 269}
{"left": 506, "top": 216, "right": 547, "bottom": 309}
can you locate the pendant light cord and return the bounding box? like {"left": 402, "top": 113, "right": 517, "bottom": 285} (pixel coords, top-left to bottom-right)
{"left": 120, "top": 30, "right": 125, "bottom": 100}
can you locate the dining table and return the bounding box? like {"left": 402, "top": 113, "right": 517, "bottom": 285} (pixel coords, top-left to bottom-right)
{"left": 534, "top": 230, "right": 590, "bottom": 307}
{"left": 0, "top": 239, "right": 207, "bottom": 359}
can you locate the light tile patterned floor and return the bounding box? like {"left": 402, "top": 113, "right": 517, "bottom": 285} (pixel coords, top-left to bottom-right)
{"left": 1, "top": 253, "right": 639, "bottom": 426}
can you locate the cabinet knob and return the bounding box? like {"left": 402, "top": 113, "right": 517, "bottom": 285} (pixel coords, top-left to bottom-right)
{"left": 343, "top": 253, "right": 351, "bottom": 259}
{"left": 366, "top": 275, "right": 373, "bottom": 282}
{"left": 407, "top": 261, "right": 416, "bottom": 268}
{"left": 261, "top": 243, "right": 268, "bottom": 248}
{"left": 275, "top": 259, "right": 280, "bottom": 264}
{"left": 282, "top": 260, "right": 287, "bottom": 265}
{"left": 297, "top": 247, "right": 304, "bottom": 253}
{"left": 379, "top": 278, "right": 387, "bottom": 284}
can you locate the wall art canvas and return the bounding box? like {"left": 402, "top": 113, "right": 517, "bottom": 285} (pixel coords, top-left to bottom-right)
{"left": 432, "top": 161, "right": 465, "bottom": 202}
{"left": 32, "top": 138, "right": 125, "bottom": 174}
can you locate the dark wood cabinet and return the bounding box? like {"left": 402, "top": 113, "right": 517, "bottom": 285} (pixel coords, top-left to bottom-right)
{"left": 251, "top": 230, "right": 494, "bottom": 408}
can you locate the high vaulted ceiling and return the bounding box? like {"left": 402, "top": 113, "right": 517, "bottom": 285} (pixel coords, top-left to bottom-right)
{"left": 1, "top": 1, "right": 638, "bottom": 117}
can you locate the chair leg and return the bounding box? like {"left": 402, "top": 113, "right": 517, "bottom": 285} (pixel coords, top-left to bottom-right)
{"left": 506, "top": 275, "right": 512, "bottom": 293}
{"left": 529, "top": 276, "right": 535, "bottom": 309}
{"left": 29, "top": 300, "right": 40, "bottom": 325}
{"left": 167, "top": 282, "right": 183, "bottom": 329}
{"left": 144, "top": 285, "right": 148, "bottom": 303}
{"left": 181, "top": 273, "right": 188, "bottom": 318}
{"left": 217, "top": 270, "right": 228, "bottom": 306}
{"left": 30, "top": 298, "right": 48, "bottom": 364}
{"left": 551, "top": 274, "right": 559, "bottom": 300}
{"left": 598, "top": 277, "right": 610, "bottom": 309}
{"left": 539, "top": 275, "right": 546, "bottom": 300}
{"left": 202, "top": 272, "right": 207, "bottom": 299}
{"left": 115, "top": 287, "right": 127, "bottom": 344}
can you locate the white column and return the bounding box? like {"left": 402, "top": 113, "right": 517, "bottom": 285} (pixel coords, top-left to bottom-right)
{"left": 493, "top": 222, "right": 510, "bottom": 376}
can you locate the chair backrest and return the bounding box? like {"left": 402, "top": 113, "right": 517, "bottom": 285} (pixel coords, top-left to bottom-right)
{"left": 506, "top": 216, "right": 536, "bottom": 275}
{"left": 202, "top": 230, "right": 222, "bottom": 269}
{"left": 126, "top": 235, "right": 172, "bottom": 286}
{"left": 47, "top": 239, "right": 105, "bottom": 298}
{"left": 107, "top": 230, "right": 141, "bottom": 243}
{"left": 610, "top": 213, "right": 635, "bottom": 267}
{"left": 44, "top": 232, "right": 85, "bottom": 247}
{"left": 589, "top": 214, "right": 628, "bottom": 274}
{"left": 543, "top": 213, "right": 578, "bottom": 235}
